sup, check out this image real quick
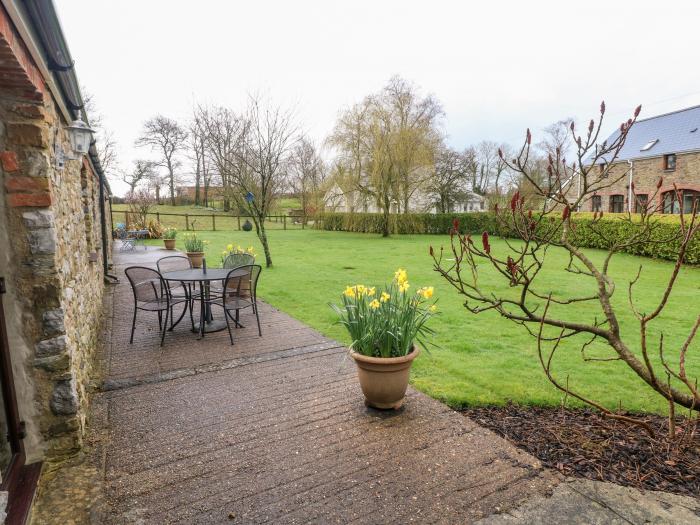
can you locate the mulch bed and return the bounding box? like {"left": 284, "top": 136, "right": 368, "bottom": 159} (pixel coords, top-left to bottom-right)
{"left": 461, "top": 404, "right": 700, "bottom": 498}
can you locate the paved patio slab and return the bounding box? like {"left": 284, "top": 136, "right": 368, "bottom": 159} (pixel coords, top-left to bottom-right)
{"left": 33, "top": 244, "right": 699, "bottom": 524}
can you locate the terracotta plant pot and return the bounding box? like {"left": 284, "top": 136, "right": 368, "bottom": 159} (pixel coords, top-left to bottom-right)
{"left": 186, "top": 251, "right": 204, "bottom": 268}
{"left": 350, "top": 346, "right": 420, "bottom": 410}
{"left": 164, "top": 239, "right": 176, "bottom": 250}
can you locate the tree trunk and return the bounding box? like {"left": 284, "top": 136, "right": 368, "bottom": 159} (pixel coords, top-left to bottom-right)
{"left": 257, "top": 218, "right": 273, "bottom": 267}
{"left": 382, "top": 195, "right": 391, "bottom": 238}
{"left": 155, "top": 186, "right": 161, "bottom": 205}
{"left": 169, "top": 171, "right": 175, "bottom": 206}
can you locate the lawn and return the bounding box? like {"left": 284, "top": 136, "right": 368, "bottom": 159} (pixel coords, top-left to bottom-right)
{"left": 147, "top": 229, "right": 700, "bottom": 414}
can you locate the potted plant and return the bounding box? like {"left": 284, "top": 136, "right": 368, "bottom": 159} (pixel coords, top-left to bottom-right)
{"left": 330, "top": 268, "right": 437, "bottom": 409}
{"left": 242, "top": 219, "right": 253, "bottom": 232}
{"left": 163, "top": 228, "right": 177, "bottom": 250}
{"left": 220, "top": 243, "right": 256, "bottom": 264}
{"left": 183, "top": 233, "right": 207, "bottom": 268}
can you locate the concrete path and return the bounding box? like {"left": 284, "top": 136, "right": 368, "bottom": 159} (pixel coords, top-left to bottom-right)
{"left": 31, "top": 243, "right": 700, "bottom": 524}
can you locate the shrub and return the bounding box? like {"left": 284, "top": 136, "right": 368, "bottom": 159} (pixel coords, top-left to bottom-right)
{"left": 317, "top": 212, "right": 700, "bottom": 265}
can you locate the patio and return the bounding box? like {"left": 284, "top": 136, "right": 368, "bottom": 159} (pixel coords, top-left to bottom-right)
{"left": 30, "top": 245, "right": 700, "bottom": 523}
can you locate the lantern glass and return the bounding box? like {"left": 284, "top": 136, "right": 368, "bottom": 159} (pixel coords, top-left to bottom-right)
{"left": 67, "top": 119, "right": 94, "bottom": 156}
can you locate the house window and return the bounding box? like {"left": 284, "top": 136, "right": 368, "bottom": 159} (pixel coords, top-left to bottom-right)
{"left": 609, "top": 194, "right": 625, "bottom": 213}
{"left": 591, "top": 195, "right": 602, "bottom": 212}
{"left": 598, "top": 163, "right": 607, "bottom": 177}
{"left": 663, "top": 189, "right": 700, "bottom": 214}
{"left": 664, "top": 154, "right": 676, "bottom": 171}
{"left": 634, "top": 194, "right": 648, "bottom": 214}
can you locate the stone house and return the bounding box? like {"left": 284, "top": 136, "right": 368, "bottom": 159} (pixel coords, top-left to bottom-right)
{"left": 578, "top": 105, "right": 700, "bottom": 213}
{"left": 0, "top": 1, "right": 112, "bottom": 520}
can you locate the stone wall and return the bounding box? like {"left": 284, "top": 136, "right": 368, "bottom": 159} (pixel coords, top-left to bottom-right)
{"left": 581, "top": 152, "right": 700, "bottom": 212}
{"left": 1, "top": 91, "right": 109, "bottom": 459}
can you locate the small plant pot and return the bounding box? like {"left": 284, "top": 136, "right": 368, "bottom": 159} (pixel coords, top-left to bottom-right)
{"left": 164, "top": 239, "right": 176, "bottom": 250}
{"left": 242, "top": 219, "right": 253, "bottom": 232}
{"left": 186, "top": 251, "right": 205, "bottom": 268}
{"left": 349, "top": 346, "right": 420, "bottom": 410}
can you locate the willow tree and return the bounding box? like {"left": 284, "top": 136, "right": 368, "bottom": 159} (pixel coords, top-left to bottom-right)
{"left": 329, "top": 76, "right": 443, "bottom": 236}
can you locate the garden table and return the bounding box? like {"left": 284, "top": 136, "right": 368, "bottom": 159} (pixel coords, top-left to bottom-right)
{"left": 161, "top": 268, "right": 248, "bottom": 339}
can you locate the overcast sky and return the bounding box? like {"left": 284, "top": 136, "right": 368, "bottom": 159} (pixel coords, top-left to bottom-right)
{"left": 55, "top": 0, "right": 700, "bottom": 196}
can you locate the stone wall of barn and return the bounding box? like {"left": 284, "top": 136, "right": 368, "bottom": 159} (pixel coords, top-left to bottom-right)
{"left": 0, "top": 91, "right": 109, "bottom": 460}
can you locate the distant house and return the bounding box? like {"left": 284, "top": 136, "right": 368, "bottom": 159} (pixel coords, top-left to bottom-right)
{"left": 323, "top": 183, "right": 487, "bottom": 214}
{"left": 580, "top": 105, "right": 700, "bottom": 213}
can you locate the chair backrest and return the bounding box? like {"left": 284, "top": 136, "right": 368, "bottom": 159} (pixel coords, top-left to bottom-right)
{"left": 223, "top": 253, "right": 255, "bottom": 269}
{"left": 223, "top": 265, "right": 261, "bottom": 302}
{"left": 157, "top": 255, "right": 192, "bottom": 274}
{"left": 125, "top": 266, "right": 165, "bottom": 303}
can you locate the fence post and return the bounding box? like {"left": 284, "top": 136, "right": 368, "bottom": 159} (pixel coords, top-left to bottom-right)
{"left": 237, "top": 216, "right": 241, "bottom": 231}
{"left": 212, "top": 214, "right": 216, "bottom": 231}
{"left": 302, "top": 215, "right": 305, "bottom": 230}
{"left": 185, "top": 214, "right": 189, "bottom": 231}
{"left": 156, "top": 212, "right": 160, "bottom": 224}
{"left": 283, "top": 215, "right": 287, "bottom": 230}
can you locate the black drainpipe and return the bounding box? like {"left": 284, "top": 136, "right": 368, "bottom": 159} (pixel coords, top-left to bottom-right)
{"left": 91, "top": 151, "right": 119, "bottom": 283}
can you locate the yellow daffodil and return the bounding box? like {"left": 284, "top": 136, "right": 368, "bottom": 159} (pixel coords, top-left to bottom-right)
{"left": 226, "top": 244, "right": 234, "bottom": 252}
{"left": 399, "top": 281, "right": 410, "bottom": 293}
{"left": 369, "top": 299, "right": 381, "bottom": 310}
{"left": 356, "top": 284, "right": 366, "bottom": 296}
{"left": 343, "top": 286, "right": 356, "bottom": 298}
{"left": 380, "top": 292, "right": 391, "bottom": 302}
{"left": 367, "top": 287, "right": 376, "bottom": 296}
{"left": 419, "top": 286, "right": 434, "bottom": 299}
{"left": 221, "top": 250, "right": 228, "bottom": 256}
{"left": 394, "top": 268, "right": 408, "bottom": 285}
{"left": 429, "top": 304, "right": 438, "bottom": 313}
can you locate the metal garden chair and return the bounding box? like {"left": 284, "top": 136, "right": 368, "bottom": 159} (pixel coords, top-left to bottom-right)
{"left": 156, "top": 256, "right": 198, "bottom": 331}
{"left": 124, "top": 266, "right": 189, "bottom": 346}
{"left": 214, "top": 265, "right": 262, "bottom": 345}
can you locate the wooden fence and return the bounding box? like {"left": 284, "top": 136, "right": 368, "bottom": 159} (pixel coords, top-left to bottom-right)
{"left": 111, "top": 210, "right": 312, "bottom": 232}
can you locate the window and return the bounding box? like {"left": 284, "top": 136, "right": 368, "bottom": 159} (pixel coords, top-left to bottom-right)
{"left": 591, "top": 195, "right": 602, "bottom": 212}
{"left": 598, "top": 162, "right": 607, "bottom": 177}
{"left": 609, "top": 194, "right": 625, "bottom": 213}
{"left": 663, "top": 189, "right": 700, "bottom": 214}
{"left": 640, "top": 139, "right": 659, "bottom": 151}
{"left": 664, "top": 154, "right": 676, "bottom": 170}
{"left": 634, "top": 194, "right": 648, "bottom": 214}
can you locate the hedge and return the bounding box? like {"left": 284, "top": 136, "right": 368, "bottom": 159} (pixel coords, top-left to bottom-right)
{"left": 316, "top": 212, "right": 700, "bottom": 265}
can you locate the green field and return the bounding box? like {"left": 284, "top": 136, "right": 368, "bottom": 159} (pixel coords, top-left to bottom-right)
{"left": 112, "top": 202, "right": 306, "bottom": 231}
{"left": 146, "top": 229, "right": 700, "bottom": 414}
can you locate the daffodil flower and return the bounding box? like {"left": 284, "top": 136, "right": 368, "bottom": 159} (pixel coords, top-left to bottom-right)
{"left": 369, "top": 299, "right": 381, "bottom": 310}
{"left": 380, "top": 292, "right": 391, "bottom": 302}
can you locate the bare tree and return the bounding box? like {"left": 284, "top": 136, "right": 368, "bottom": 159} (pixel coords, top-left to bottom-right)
{"left": 289, "top": 136, "right": 326, "bottom": 219}
{"left": 433, "top": 102, "right": 700, "bottom": 435}
{"left": 121, "top": 159, "right": 156, "bottom": 195}
{"left": 205, "top": 97, "right": 298, "bottom": 267}
{"left": 188, "top": 111, "right": 210, "bottom": 207}
{"left": 82, "top": 87, "right": 119, "bottom": 178}
{"left": 472, "top": 141, "right": 511, "bottom": 196}
{"left": 428, "top": 145, "right": 473, "bottom": 213}
{"left": 136, "top": 115, "right": 188, "bottom": 206}
{"left": 125, "top": 187, "right": 156, "bottom": 228}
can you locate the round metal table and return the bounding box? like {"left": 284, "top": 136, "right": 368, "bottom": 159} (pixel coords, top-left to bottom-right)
{"left": 162, "top": 268, "right": 248, "bottom": 338}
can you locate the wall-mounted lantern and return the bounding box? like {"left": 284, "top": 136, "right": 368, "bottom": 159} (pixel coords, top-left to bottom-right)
{"left": 55, "top": 118, "right": 95, "bottom": 170}
{"left": 66, "top": 118, "right": 94, "bottom": 156}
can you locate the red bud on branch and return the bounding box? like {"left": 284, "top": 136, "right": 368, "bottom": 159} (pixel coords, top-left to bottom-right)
{"left": 570, "top": 121, "right": 575, "bottom": 132}
{"left": 657, "top": 177, "right": 663, "bottom": 189}
{"left": 600, "top": 101, "right": 606, "bottom": 114}
{"left": 498, "top": 148, "right": 503, "bottom": 159}
{"left": 526, "top": 128, "right": 531, "bottom": 145}
{"left": 562, "top": 205, "right": 571, "bottom": 220}
{"left": 482, "top": 231, "right": 491, "bottom": 254}
{"left": 634, "top": 105, "right": 641, "bottom": 118}
{"left": 510, "top": 191, "right": 520, "bottom": 212}
{"left": 588, "top": 119, "right": 594, "bottom": 133}
{"left": 429, "top": 245, "right": 434, "bottom": 257}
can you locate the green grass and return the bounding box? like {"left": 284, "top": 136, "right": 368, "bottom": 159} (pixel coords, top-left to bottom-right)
{"left": 147, "top": 229, "right": 700, "bottom": 414}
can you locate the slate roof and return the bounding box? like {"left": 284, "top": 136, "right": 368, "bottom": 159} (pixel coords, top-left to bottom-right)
{"left": 595, "top": 105, "right": 700, "bottom": 164}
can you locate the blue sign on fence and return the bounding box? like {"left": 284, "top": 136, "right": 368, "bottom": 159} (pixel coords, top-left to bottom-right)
{"left": 245, "top": 191, "right": 254, "bottom": 203}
